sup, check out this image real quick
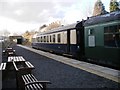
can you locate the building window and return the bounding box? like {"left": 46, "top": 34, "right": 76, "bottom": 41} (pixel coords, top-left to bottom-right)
{"left": 104, "top": 25, "right": 120, "bottom": 47}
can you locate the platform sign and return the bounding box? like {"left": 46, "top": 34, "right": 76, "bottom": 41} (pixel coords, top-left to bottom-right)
{"left": 88, "top": 35, "right": 95, "bottom": 47}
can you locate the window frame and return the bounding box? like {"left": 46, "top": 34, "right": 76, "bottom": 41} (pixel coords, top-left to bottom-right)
{"left": 104, "top": 25, "right": 120, "bottom": 48}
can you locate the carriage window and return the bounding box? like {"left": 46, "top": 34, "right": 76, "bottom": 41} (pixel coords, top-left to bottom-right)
{"left": 53, "top": 34, "right": 55, "bottom": 43}
{"left": 70, "top": 30, "right": 76, "bottom": 44}
{"left": 57, "top": 34, "right": 61, "bottom": 43}
{"left": 37, "top": 37, "right": 39, "bottom": 42}
{"left": 41, "top": 36, "right": 42, "bottom": 42}
{"left": 44, "top": 36, "right": 46, "bottom": 42}
{"left": 40, "top": 37, "right": 42, "bottom": 42}
{"left": 42, "top": 36, "right": 44, "bottom": 42}
{"left": 33, "top": 38, "right": 37, "bottom": 43}
{"left": 37, "top": 37, "right": 40, "bottom": 42}
{"left": 63, "top": 31, "right": 67, "bottom": 44}
{"left": 50, "top": 35, "right": 52, "bottom": 42}
{"left": 88, "top": 29, "right": 94, "bottom": 35}
{"left": 39, "top": 37, "right": 41, "bottom": 42}
{"left": 47, "top": 36, "right": 49, "bottom": 42}
{"left": 104, "top": 25, "right": 120, "bottom": 47}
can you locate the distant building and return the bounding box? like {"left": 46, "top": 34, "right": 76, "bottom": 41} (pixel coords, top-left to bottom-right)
{"left": 38, "top": 21, "right": 61, "bottom": 32}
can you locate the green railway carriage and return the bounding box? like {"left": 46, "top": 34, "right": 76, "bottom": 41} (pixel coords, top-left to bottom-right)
{"left": 84, "top": 11, "right": 120, "bottom": 68}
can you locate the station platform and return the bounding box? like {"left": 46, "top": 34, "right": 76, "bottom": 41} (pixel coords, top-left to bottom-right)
{"left": 18, "top": 45, "right": 120, "bottom": 83}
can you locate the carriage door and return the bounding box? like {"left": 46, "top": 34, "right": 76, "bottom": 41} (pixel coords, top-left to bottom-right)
{"left": 76, "top": 29, "right": 84, "bottom": 55}
{"left": 76, "top": 21, "right": 85, "bottom": 56}
{"left": 67, "top": 29, "right": 70, "bottom": 53}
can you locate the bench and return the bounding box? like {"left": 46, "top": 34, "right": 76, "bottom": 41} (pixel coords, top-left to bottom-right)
{"left": 13, "top": 61, "right": 36, "bottom": 89}
{"left": 3, "top": 48, "right": 16, "bottom": 56}
{"left": 0, "top": 63, "right": 6, "bottom": 70}
{"left": 13, "top": 61, "right": 19, "bottom": 71}
{"left": 8, "top": 56, "right": 26, "bottom": 62}
{"left": 12, "top": 61, "right": 35, "bottom": 73}
{"left": 0, "top": 63, "right": 7, "bottom": 79}
{"left": 25, "top": 61, "right": 34, "bottom": 68}
{"left": 22, "top": 74, "right": 50, "bottom": 90}
{"left": 6, "top": 56, "right": 25, "bottom": 70}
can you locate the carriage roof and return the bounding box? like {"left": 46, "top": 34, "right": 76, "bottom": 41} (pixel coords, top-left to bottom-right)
{"left": 84, "top": 11, "right": 120, "bottom": 26}
{"left": 37, "top": 21, "right": 81, "bottom": 36}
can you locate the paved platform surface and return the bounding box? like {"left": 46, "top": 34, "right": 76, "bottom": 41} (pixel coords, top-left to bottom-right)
{"left": 8, "top": 45, "right": 119, "bottom": 88}
{"left": 18, "top": 45, "right": 120, "bottom": 83}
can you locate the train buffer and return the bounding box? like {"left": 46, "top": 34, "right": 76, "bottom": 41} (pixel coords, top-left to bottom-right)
{"left": 22, "top": 74, "right": 51, "bottom": 90}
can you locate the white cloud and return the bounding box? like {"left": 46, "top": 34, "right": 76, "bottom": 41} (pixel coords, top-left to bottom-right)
{"left": 0, "top": 16, "right": 40, "bottom": 34}
{"left": 0, "top": 0, "right": 110, "bottom": 35}
{"left": 14, "top": 9, "right": 24, "bottom": 16}
{"left": 46, "top": 16, "right": 61, "bottom": 25}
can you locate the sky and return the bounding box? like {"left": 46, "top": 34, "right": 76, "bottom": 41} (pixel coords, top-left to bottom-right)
{"left": 0, "top": 0, "right": 112, "bottom": 35}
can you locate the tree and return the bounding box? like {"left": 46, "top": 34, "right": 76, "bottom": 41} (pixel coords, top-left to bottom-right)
{"left": 93, "top": 0, "right": 108, "bottom": 16}
{"left": 25, "top": 30, "right": 30, "bottom": 36}
{"left": 110, "top": 0, "right": 120, "bottom": 12}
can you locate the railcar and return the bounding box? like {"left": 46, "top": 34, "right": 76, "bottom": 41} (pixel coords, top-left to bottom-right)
{"left": 32, "top": 21, "right": 85, "bottom": 58}
{"left": 84, "top": 11, "right": 120, "bottom": 68}
{"left": 32, "top": 11, "right": 120, "bottom": 69}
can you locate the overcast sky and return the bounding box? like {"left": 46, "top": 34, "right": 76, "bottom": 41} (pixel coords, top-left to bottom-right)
{"left": 0, "top": 0, "right": 110, "bottom": 35}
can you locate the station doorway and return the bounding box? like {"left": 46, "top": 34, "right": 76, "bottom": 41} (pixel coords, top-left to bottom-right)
{"left": 9, "top": 36, "right": 23, "bottom": 44}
